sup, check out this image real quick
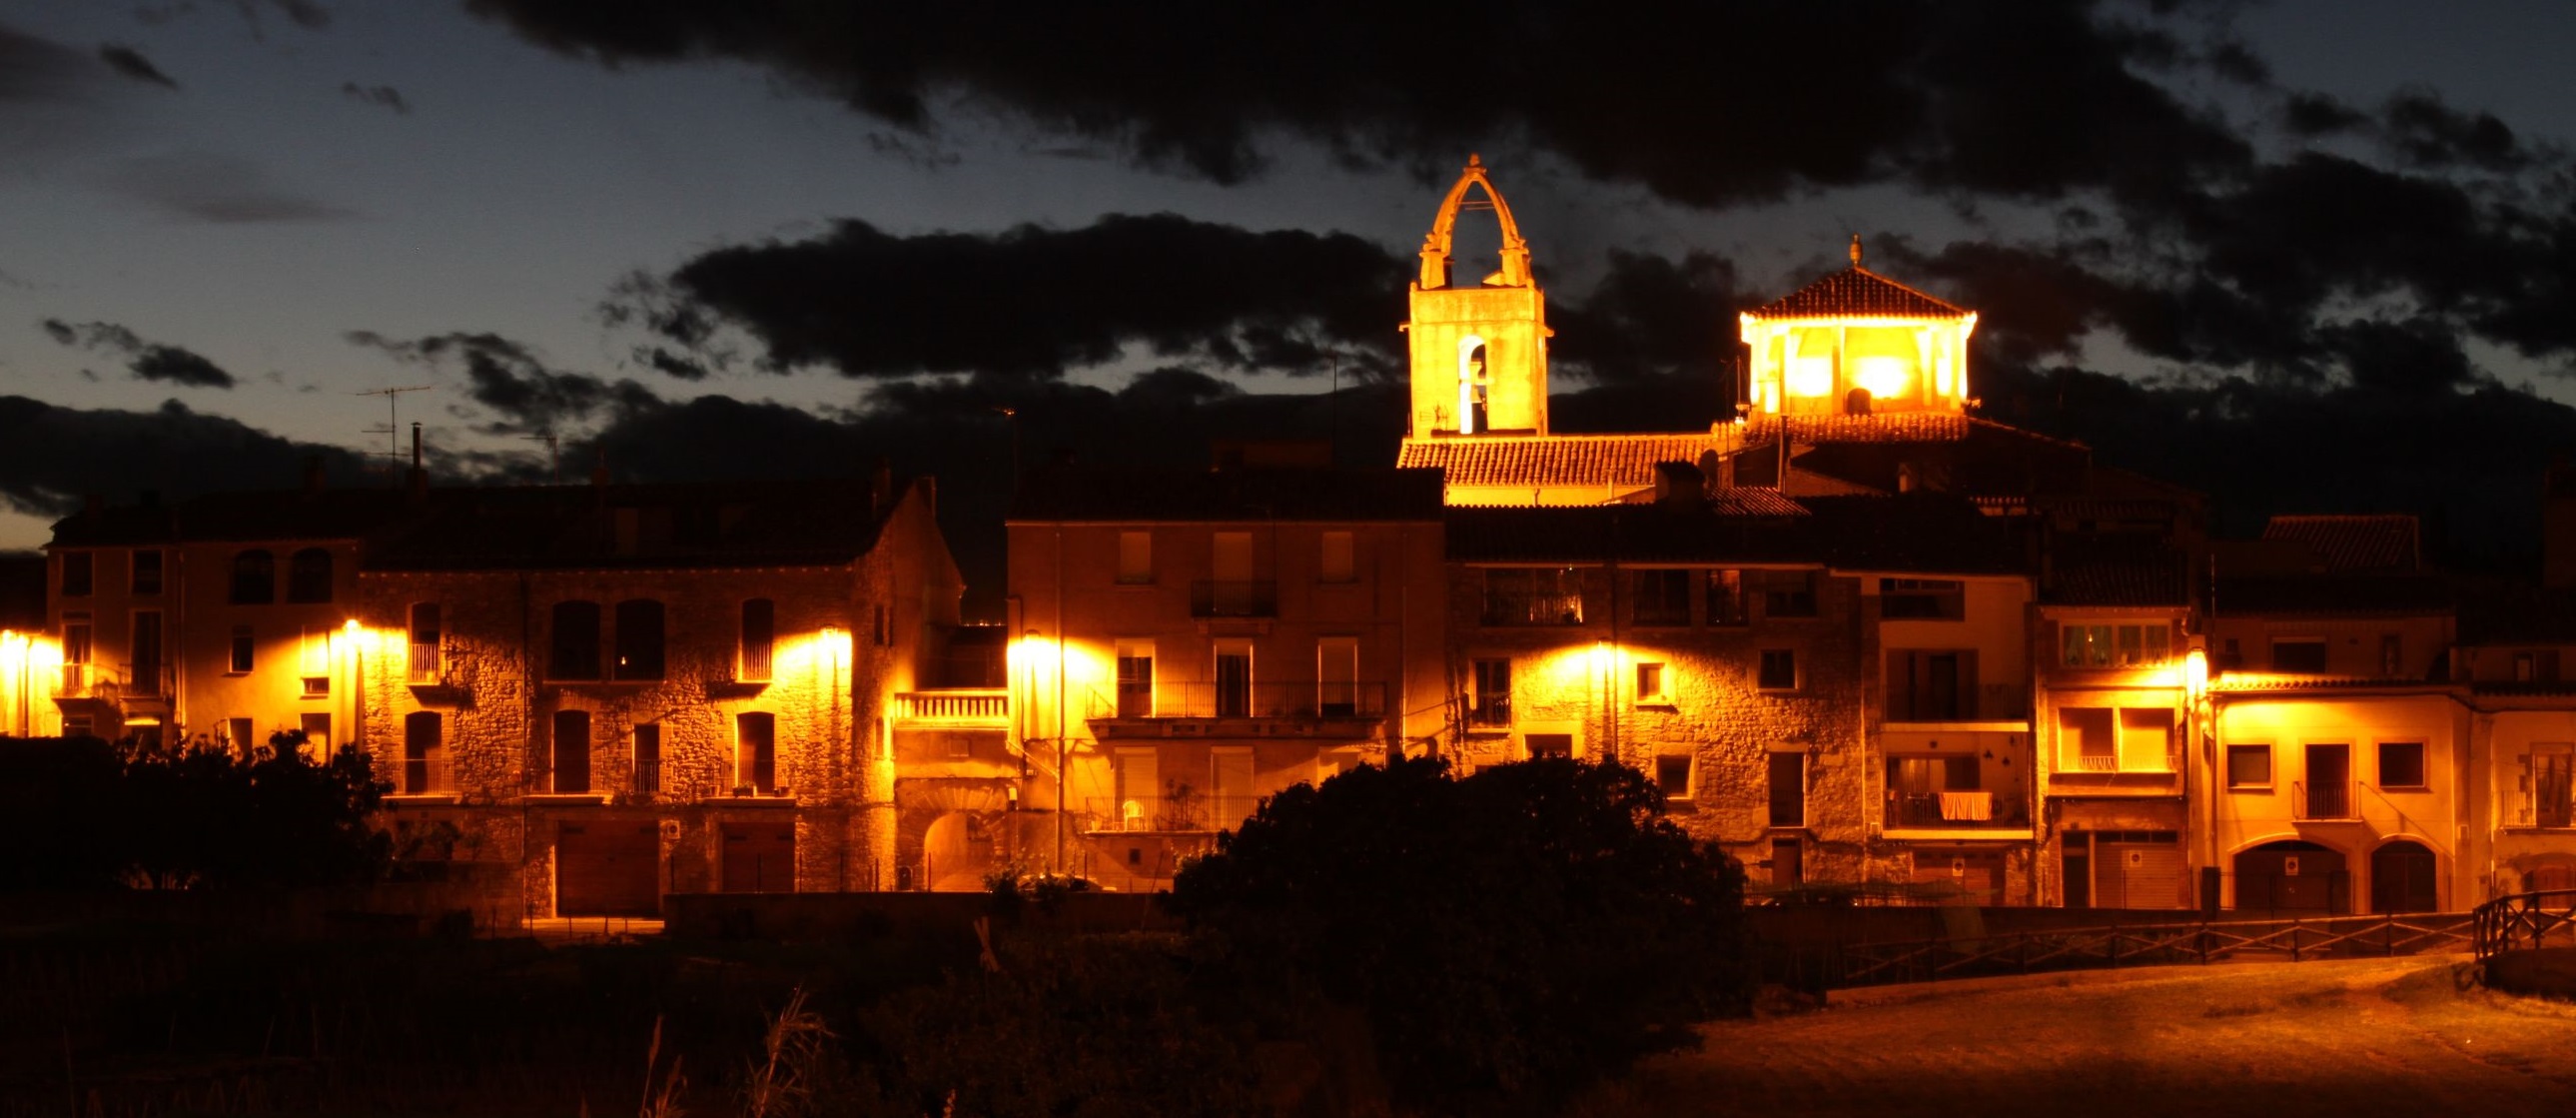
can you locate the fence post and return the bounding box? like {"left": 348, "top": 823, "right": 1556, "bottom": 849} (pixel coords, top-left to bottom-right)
{"left": 2290, "top": 917, "right": 2301, "bottom": 963}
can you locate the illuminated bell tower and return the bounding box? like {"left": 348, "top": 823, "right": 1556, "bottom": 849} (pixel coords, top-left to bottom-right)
{"left": 1404, "top": 155, "right": 1551, "bottom": 438}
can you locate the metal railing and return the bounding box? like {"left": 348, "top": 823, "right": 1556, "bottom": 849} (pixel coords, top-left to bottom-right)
{"left": 1083, "top": 794, "right": 1263, "bottom": 833}
{"left": 1481, "top": 591, "right": 1584, "bottom": 626}
{"left": 408, "top": 641, "right": 443, "bottom": 683}
{"left": 894, "top": 689, "right": 1010, "bottom": 721}
{"left": 1190, "top": 579, "right": 1278, "bottom": 617}
{"left": 631, "top": 758, "right": 662, "bottom": 797}
{"left": 2295, "top": 779, "right": 2352, "bottom": 820}
{"left": 56, "top": 661, "right": 173, "bottom": 701}
{"left": 1087, "top": 681, "right": 1387, "bottom": 721}
{"left": 398, "top": 752, "right": 456, "bottom": 796}
{"left": 2474, "top": 888, "right": 2576, "bottom": 958}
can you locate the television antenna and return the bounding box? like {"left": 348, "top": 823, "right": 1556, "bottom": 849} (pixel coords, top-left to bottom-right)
{"left": 357, "top": 385, "right": 435, "bottom": 473}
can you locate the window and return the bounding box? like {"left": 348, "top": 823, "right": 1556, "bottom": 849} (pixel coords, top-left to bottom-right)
{"left": 1525, "top": 733, "right": 1575, "bottom": 759}
{"left": 1757, "top": 648, "right": 1798, "bottom": 691}
{"left": 1767, "top": 751, "right": 1805, "bottom": 826}
{"left": 1887, "top": 649, "right": 1975, "bottom": 721}
{"left": 549, "top": 600, "right": 601, "bottom": 680}
{"left": 1214, "top": 639, "right": 1253, "bottom": 718}
{"left": 2303, "top": 743, "right": 2351, "bottom": 818}
{"left": 403, "top": 711, "right": 440, "bottom": 793}
{"left": 131, "top": 550, "right": 161, "bottom": 595}
{"left": 1114, "top": 748, "right": 1159, "bottom": 829}
{"left": 60, "top": 551, "right": 92, "bottom": 597}
{"left": 1468, "top": 658, "right": 1511, "bottom": 726}
{"left": 61, "top": 616, "right": 91, "bottom": 692}
{"left": 2531, "top": 744, "right": 2575, "bottom": 827}
{"left": 2227, "top": 744, "right": 2272, "bottom": 788}
{"left": 230, "top": 550, "right": 275, "bottom": 604}
{"left": 1317, "top": 637, "right": 1358, "bottom": 717}
{"left": 1319, "top": 531, "right": 1354, "bottom": 583}
{"left": 737, "top": 712, "right": 777, "bottom": 793}
{"left": 1117, "top": 531, "right": 1153, "bottom": 584}
{"left": 1760, "top": 570, "right": 1819, "bottom": 618}
{"left": 1706, "top": 569, "right": 1747, "bottom": 625}
{"left": 224, "top": 717, "right": 254, "bottom": 756}
{"left": 303, "top": 673, "right": 330, "bottom": 697}
{"left": 2060, "top": 622, "right": 2172, "bottom": 667}
{"left": 2062, "top": 707, "right": 2116, "bottom": 770}
{"left": 287, "top": 548, "right": 333, "bottom": 603}
{"left": 2119, "top": 708, "right": 2177, "bottom": 772}
{"left": 1481, "top": 567, "right": 1583, "bottom": 625}
{"left": 1655, "top": 755, "right": 1693, "bottom": 798}
{"left": 739, "top": 598, "right": 775, "bottom": 682}
{"left": 633, "top": 723, "right": 662, "bottom": 795}
{"left": 408, "top": 603, "right": 441, "bottom": 683}
{"left": 2271, "top": 638, "right": 2328, "bottom": 672}
{"left": 613, "top": 599, "right": 665, "bottom": 680}
{"left": 229, "top": 626, "right": 253, "bottom": 673}
{"left": 1116, "top": 641, "right": 1154, "bottom": 718}
{"left": 1880, "top": 578, "right": 1964, "bottom": 619}
{"left": 2378, "top": 741, "right": 2426, "bottom": 789}
{"left": 1632, "top": 569, "right": 1690, "bottom": 625}
{"left": 1635, "top": 661, "right": 1669, "bottom": 705}
{"left": 552, "top": 710, "right": 592, "bottom": 793}
{"left": 299, "top": 712, "right": 331, "bottom": 758}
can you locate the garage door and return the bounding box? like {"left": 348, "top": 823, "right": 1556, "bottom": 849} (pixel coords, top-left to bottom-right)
{"left": 722, "top": 821, "right": 796, "bottom": 893}
{"left": 2100, "top": 843, "right": 2184, "bottom": 909}
{"left": 558, "top": 820, "right": 660, "bottom": 917}
{"left": 1913, "top": 850, "right": 2003, "bottom": 904}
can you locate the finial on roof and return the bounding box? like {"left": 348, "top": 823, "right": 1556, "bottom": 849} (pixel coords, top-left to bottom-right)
{"left": 1850, "top": 234, "right": 1863, "bottom": 267}
{"left": 1467, "top": 152, "right": 1482, "bottom": 168}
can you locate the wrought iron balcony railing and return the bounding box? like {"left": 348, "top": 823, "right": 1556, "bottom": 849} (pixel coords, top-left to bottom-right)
{"left": 1087, "top": 681, "right": 1387, "bottom": 721}
{"left": 1082, "top": 794, "right": 1264, "bottom": 833}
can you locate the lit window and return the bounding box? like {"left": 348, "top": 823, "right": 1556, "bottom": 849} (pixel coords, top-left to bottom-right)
{"left": 2061, "top": 622, "right": 2172, "bottom": 667}
{"left": 1635, "top": 661, "right": 1669, "bottom": 705}
{"left": 1482, "top": 567, "right": 1583, "bottom": 626}
{"left": 408, "top": 603, "right": 442, "bottom": 683}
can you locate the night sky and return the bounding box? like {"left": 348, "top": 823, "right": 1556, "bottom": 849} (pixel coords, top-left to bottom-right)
{"left": 6, "top": 1, "right": 2576, "bottom": 607}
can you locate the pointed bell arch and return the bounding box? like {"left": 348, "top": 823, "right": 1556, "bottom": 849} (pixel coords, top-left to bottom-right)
{"left": 1417, "top": 154, "right": 1533, "bottom": 290}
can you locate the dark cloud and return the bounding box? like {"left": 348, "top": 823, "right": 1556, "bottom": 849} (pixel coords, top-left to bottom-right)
{"left": 2379, "top": 89, "right": 2530, "bottom": 173}
{"left": 97, "top": 44, "right": 178, "bottom": 89}
{"left": 617, "top": 213, "right": 1406, "bottom": 381}
{"left": 1548, "top": 250, "right": 1742, "bottom": 384}
{"left": 338, "top": 81, "right": 408, "bottom": 114}
{"left": 40, "top": 318, "right": 235, "bottom": 388}
{"left": 0, "top": 24, "right": 97, "bottom": 103}
{"left": 0, "top": 397, "right": 369, "bottom": 517}
{"left": 99, "top": 151, "right": 353, "bottom": 222}
{"left": 347, "top": 330, "right": 656, "bottom": 434}
{"left": 465, "top": 0, "right": 2256, "bottom": 209}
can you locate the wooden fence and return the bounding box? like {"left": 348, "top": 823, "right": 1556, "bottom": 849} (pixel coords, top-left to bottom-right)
{"left": 2473, "top": 887, "right": 2576, "bottom": 959}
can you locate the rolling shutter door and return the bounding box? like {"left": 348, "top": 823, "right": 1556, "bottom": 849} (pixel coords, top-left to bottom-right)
{"left": 2105, "top": 843, "right": 2183, "bottom": 909}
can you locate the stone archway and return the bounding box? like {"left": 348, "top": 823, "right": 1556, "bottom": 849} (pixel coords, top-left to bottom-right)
{"left": 2369, "top": 839, "right": 2439, "bottom": 913}
{"left": 923, "top": 811, "right": 993, "bottom": 893}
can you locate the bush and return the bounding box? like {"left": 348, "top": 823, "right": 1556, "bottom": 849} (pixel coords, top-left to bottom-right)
{"left": 1168, "top": 755, "right": 1750, "bottom": 1116}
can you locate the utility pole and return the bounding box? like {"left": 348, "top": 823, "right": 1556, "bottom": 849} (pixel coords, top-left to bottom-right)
{"left": 357, "top": 386, "right": 435, "bottom": 476}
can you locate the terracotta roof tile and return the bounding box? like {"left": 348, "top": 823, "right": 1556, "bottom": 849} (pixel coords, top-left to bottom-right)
{"left": 2259, "top": 514, "right": 2420, "bottom": 572}
{"left": 2210, "top": 672, "right": 2451, "bottom": 693}
{"left": 1749, "top": 413, "right": 1970, "bottom": 445}
{"left": 1397, "top": 434, "right": 1728, "bottom": 493}
{"left": 1749, "top": 266, "right": 1969, "bottom": 320}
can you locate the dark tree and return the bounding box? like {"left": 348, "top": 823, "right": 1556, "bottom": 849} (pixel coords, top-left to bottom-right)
{"left": 1168, "top": 755, "right": 1751, "bottom": 1116}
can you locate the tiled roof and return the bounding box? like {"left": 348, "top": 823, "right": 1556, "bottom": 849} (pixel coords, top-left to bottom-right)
{"left": 2210, "top": 672, "right": 2452, "bottom": 693}
{"left": 1397, "top": 434, "right": 1727, "bottom": 492}
{"left": 1749, "top": 413, "right": 1970, "bottom": 445}
{"left": 1749, "top": 266, "right": 1969, "bottom": 320}
{"left": 2260, "top": 514, "right": 2420, "bottom": 572}
{"left": 365, "top": 479, "right": 900, "bottom": 571}
{"left": 2045, "top": 539, "right": 2189, "bottom": 606}
{"left": 1612, "top": 486, "right": 1811, "bottom": 517}
{"left": 1010, "top": 466, "right": 1443, "bottom": 523}
{"left": 2214, "top": 573, "right": 2451, "bottom": 616}
{"left": 1448, "top": 493, "right": 2022, "bottom": 574}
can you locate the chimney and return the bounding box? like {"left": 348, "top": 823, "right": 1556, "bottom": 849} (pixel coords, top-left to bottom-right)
{"left": 407, "top": 423, "right": 429, "bottom": 502}
{"left": 303, "top": 454, "right": 327, "bottom": 494}
{"left": 1652, "top": 461, "right": 1705, "bottom": 509}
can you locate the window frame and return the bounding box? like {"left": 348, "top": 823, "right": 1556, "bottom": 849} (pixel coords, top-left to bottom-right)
{"left": 1705, "top": 568, "right": 1747, "bottom": 626}
{"left": 2225, "top": 743, "right": 2274, "bottom": 790}
{"left": 130, "top": 550, "right": 162, "bottom": 595}
{"left": 1468, "top": 657, "right": 1512, "bottom": 727}
{"left": 738, "top": 598, "right": 775, "bottom": 682}
{"left": 1756, "top": 647, "right": 1799, "bottom": 692}
{"left": 612, "top": 598, "right": 666, "bottom": 681}
{"left": 1630, "top": 568, "right": 1691, "bottom": 626}
{"left": 2377, "top": 740, "right": 2427, "bottom": 790}
{"left": 1634, "top": 660, "right": 1670, "bottom": 706}
{"left": 228, "top": 625, "right": 254, "bottom": 674}
{"left": 1655, "top": 754, "right": 1694, "bottom": 799}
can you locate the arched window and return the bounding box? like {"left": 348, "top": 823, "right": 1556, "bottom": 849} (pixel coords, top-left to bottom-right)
{"left": 549, "top": 600, "right": 601, "bottom": 680}
{"left": 613, "top": 599, "right": 665, "bottom": 680}
{"left": 287, "top": 548, "right": 334, "bottom": 603}
{"left": 230, "top": 550, "right": 275, "bottom": 604}
{"left": 1457, "top": 336, "right": 1488, "bottom": 435}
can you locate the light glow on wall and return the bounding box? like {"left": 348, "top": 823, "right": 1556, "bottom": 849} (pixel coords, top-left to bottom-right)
{"left": 1855, "top": 356, "right": 1912, "bottom": 401}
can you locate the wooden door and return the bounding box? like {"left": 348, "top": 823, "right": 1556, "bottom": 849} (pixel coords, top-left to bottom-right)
{"left": 721, "top": 821, "right": 795, "bottom": 892}
{"left": 558, "top": 820, "right": 659, "bottom": 916}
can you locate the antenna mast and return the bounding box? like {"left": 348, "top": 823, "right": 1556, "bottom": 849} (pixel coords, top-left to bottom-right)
{"left": 356, "top": 385, "right": 435, "bottom": 475}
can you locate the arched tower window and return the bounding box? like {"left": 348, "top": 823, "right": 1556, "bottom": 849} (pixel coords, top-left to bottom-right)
{"left": 1458, "top": 337, "right": 1489, "bottom": 435}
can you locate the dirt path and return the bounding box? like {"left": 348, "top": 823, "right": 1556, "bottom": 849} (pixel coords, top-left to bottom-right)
{"left": 1588, "top": 955, "right": 2576, "bottom": 1117}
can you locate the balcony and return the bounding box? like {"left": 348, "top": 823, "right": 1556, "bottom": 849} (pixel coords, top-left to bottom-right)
{"left": 1190, "top": 579, "right": 1278, "bottom": 618}
{"left": 1481, "top": 591, "right": 1584, "bottom": 627}
{"left": 2295, "top": 779, "right": 2353, "bottom": 820}
{"left": 1087, "top": 681, "right": 1387, "bottom": 726}
{"left": 1082, "top": 794, "right": 1263, "bottom": 834}
{"left": 57, "top": 662, "right": 173, "bottom": 708}
{"left": 391, "top": 752, "right": 459, "bottom": 800}
{"left": 1886, "top": 790, "right": 2031, "bottom": 830}
{"left": 894, "top": 688, "right": 1010, "bottom": 725}
{"left": 1883, "top": 684, "right": 2030, "bottom": 725}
